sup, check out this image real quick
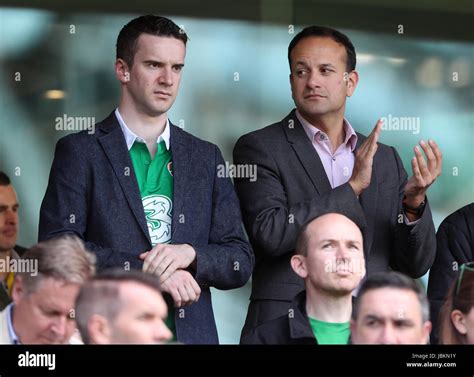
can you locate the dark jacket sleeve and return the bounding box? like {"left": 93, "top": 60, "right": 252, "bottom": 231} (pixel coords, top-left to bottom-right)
{"left": 193, "top": 145, "right": 254, "bottom": 290}
{"left": 233, "top": 132, "right": 367, "bottom": 259}
{"left": 38, "top": 136, "right": 140, "bottom": 270}
{"left": 390, "top": 147, "right": 437, "bottom": 278}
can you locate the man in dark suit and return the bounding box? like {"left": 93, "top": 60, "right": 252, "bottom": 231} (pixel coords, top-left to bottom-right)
{"left": 233, "top": 26, "right": 442, "bottom": 339}
{"left": 39, "top": 15, "right": 253, "bottom": 344}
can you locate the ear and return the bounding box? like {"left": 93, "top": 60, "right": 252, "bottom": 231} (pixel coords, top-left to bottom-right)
{"left": 11, "top": 275, "right": 25, "bottom": 304}
{"left": 115, "top": 58, "right": 130, "bottom": 84}
{"left": 345, "top": 70, "right": 359, "bottom": 97}
{"left": 450, "top": 309, "right": 467, "bottom": 335}
{"left": 289, "top": 73, "right": 296, "bottom": 99}
{"left": 349, "top": 319, "right": 357, "bottom": 342}
{"left": 290, "top": 254, "right": 308, "bottom": 279}
{"left": 88, "top": 314, "right": 112, "bottom": 345}
{"left": 422, "top": 321, "right": 432, "bottom": 344}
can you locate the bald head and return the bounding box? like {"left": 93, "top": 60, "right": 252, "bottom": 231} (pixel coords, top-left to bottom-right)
{"left": 292, "top": 213, "right": 365, "bottom": 296}
{"left": 296, "top": 213, "right": 363, "bottom": 256}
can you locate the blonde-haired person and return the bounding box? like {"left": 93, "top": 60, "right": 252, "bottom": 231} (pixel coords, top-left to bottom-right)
{"left": 0, "top": 235, "right": 95, "bottom": 344}
{"left": 438, "top": 262, "right": 474, "bottom": 344}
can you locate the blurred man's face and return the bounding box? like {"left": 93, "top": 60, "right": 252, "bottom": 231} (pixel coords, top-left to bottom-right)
{"left": 119, "top": 34, "right": 185, "bottom": 117}
{"left": 12, "top": 277, "right": 79, "bottom": 344}
{"left": 292, "top": 213, "right": 365, "bottom": 296}
{"left": 0, "top": 184, "right": 19, "bottom": 253}
{"left": 290, "top": 37, "right": 357, "bottom": 122}
{"left": 107, "top": 282, "right": 172, "bottom": 344}
{"left": 351, "top": 288, "right": 431, "bottom": 344}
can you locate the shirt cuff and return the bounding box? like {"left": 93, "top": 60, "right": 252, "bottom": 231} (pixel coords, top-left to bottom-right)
{"left": 403, "top": 211, "right": 421, "bottom": 226}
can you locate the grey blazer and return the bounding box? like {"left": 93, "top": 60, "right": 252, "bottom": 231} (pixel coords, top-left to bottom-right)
{"left": 233, "top": 109, "right": 436, "bottom": 335}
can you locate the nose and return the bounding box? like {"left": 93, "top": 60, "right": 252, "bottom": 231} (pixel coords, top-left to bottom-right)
{"left": 306, "top": 70, "right": 322, "bottom": 89}
{"left": 378, "top": 324, "right": 398, "bottom": 344}
{"left": 154, "top": 321, "right": 173, "bottom": 343}
{"left": 158, "top": 67, "right": 173, "bottom": 87}
{"left": 336, "top": 245, "right": 351, "bottom": 263}
{"left": 50, "top": 317, "right": 68, "bottom": 340}
{"left": 5, "top": 209, "right": 18, "bottom": 225}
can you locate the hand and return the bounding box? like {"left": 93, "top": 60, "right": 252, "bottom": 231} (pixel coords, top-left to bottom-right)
{"left": 404, "top": 139, "right": 442, "bottom": 208}
{"left": 349, "top": 119, "right": 383, "bottom": 195}
{"left": 160, "top": 270, "right": 201, "bottom": 307}
{"left": 140, "top": 243, "right": 196, "bottom": 284}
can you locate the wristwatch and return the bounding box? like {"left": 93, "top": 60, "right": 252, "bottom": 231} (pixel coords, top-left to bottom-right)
{"left": 403, "top": 197, "right": 426, "bottom": 216}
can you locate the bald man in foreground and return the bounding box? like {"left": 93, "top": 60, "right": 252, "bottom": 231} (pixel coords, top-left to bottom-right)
{"left": 242, "top": 213, "right": 365, "bottom": 344}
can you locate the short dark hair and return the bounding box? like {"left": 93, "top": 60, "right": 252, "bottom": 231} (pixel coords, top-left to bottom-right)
{"left": 0, "top": 171, "right": 11, "bottom": 186}
{"left": 288, "top": 25, "right": 356, "bottom": 72}
{"left": 75, "top": 268, "right": 163, "bottom": 344}
{"left": 116, "top": 15, "right": 188, "bottom": 68}
{"left": 352, "top": 272, "right": 430, "bottom": 323}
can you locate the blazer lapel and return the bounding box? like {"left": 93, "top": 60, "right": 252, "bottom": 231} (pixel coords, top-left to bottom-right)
{"left": 283, "top": 110, "right": 378, "bottom": 256}
{"left": 97, "top": 113, "right": 150, "bottom": 243}
{"left": 355, "top": 133, "right": 377, "bottom": 256}
{"left": 169, "top": 124, "right": 193, "bottom": 244}
{"left": 283, "top": 110, "right": 332, "bottom": 196}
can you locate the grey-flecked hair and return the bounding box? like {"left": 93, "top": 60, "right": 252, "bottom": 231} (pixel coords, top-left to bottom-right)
{"left": 18, "top": 235, "right": 96, "bottom": 294}
{"left": 352, "top": 271, "right": 430, "bottom": 323}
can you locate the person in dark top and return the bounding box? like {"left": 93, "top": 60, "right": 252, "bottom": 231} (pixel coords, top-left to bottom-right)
{"left": 242, "top": 213, "right": 365, "bottom": 344}
{"left": 0, "top": 171, "right": 28, "bottom": 311}
{"left": 437, "top": 262, "right": 474, "bottom": 344}
{"left": 428, "top": 203, "right": 474, "bottom": 343}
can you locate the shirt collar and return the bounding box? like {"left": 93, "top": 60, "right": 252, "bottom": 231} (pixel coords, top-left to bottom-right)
{"left": 296, "top": 110, "right": 358, "bottom": 151}
{"left": 6, "top": 303, "right": 20, "bottom": 344}
{"left": 115, "top": 108, "right": 170, "bottom": 151}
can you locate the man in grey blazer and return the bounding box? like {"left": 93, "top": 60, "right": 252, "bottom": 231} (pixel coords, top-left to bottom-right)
{"left": 39, "top": 15, "right": 253, "bottom": 344}
{"left": 233, "top": 25, "right": 442, "bottom": 339}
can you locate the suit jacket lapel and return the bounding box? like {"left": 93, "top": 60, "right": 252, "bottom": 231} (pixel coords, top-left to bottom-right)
{"left": 355, "top": 133, "right": 377, "bottom": 256}
{"left": 169, "top": 124, "right": 193, "bottom": 244}
{"left": 283, "top": 110, "right": 332, "bottom": 196}
{"left": 283, "top": 110, "right": 378, "bottom": 256}
{"left": 97, "top": 112, "right": 150, "bottom": 243}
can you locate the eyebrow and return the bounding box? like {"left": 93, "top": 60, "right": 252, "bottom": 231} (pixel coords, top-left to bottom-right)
{"left": 143, "top": 60, "right": 184, "bottom": 67}
{"left": 294, "top": 61, "right": 310, "bottom": 69}
{"left": 318, "top": 239, "right": 361, "bottom": 245}
{"left": 320, "top": 63, "right": 336, "bottom": 68}
{"left": 0, "top": 203, "right": 19, "bottom": 209}
{"left": 363, "top": 314, "right": 415, "bottom": 325}
{"left": 363, "top": 314, "right": 382, "bottom": 322}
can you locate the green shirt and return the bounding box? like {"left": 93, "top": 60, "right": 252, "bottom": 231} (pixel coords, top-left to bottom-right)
{"left": 130, "top": 140, "right": 176, "bottom": 340}
{"left": 130, "top": 141, "right": 173, "bottom": 245}
{"left": 308, "top": 317, "right": 350, "bottom": 345}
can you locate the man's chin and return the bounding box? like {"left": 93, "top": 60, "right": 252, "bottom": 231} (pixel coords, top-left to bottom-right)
{"left": 296, "top": 105, "right": 328, "bottom": 118}
{"left": 148, "top": 101, "right": 175, "bottom": 116}
{"left": 36, "top": 338, "right": 68, "bottom": 345}
{"left": 0, "top": 241, "right": 16, "bottom": 252}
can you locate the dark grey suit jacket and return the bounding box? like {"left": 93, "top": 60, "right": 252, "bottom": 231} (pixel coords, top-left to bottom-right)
{"left": 233, "top": 110, "right": 436, "bottom": 336}
{"left": 39, "top": 111, "right": 254, "bottom": 344}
